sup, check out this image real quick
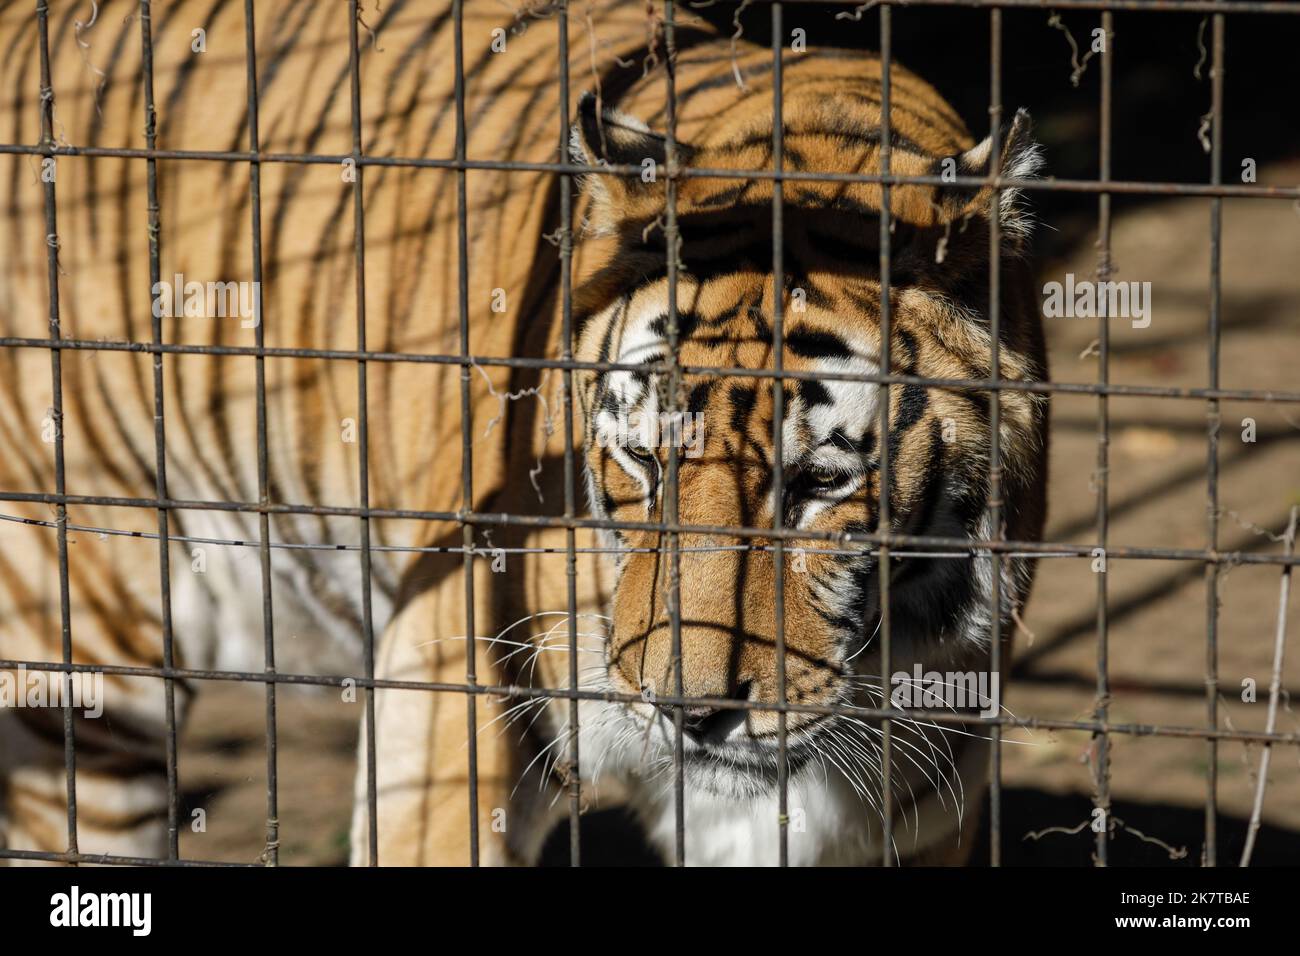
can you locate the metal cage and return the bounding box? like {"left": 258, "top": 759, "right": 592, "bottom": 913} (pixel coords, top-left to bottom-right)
{"left": 2, "top": 0, "right": 1299, "bottom": 867}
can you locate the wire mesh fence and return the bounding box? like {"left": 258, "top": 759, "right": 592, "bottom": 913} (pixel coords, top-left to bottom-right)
{"left": 0, "top": 0, "right": 1298, "bottom": 867}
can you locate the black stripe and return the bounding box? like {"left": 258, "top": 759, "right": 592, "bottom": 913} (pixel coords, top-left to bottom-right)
{"left": 786, "top": 327, "right": 852, "bottom": 360}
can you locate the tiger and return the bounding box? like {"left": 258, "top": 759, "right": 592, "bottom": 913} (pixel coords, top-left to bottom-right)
{"left": 0, "top": 0, "right": 1046, "bottom": 866}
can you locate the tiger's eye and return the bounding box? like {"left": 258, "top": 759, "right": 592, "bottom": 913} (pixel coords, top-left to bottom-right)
{"left": 803, "top": 466, "right": 842, "bottom": 488}
{"left": 625, "top": 442, "right": 657, "bottom": 466}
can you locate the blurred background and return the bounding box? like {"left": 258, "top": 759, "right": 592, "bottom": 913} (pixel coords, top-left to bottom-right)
{"left": 177, "top": 2, "right": 1300, "bottom": 865}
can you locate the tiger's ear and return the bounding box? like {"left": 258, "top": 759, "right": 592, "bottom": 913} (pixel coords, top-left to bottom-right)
{"left": 569, "top": 91, "right": 694, "bottom": 234}
{"left": 930, "top": 108, "right": 1042, "bottom": 239}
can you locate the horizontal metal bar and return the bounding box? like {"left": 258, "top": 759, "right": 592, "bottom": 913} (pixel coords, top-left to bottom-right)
{"left": 0, "top": 847, "right": 261, "bottom": 867}
{"left": 3, "top": 337, "right": 1299, "bottom": 405}
{"left": 4, "top": 489, "right": 1297, "bottom": 567}
{"left": 5, "top": 656, "right": 1298, "bottom": 748}
{"left": 0, "top": 509, "right": 1078, "bottom": 560}
{"left": 0, "top": 143, "right": 1295, "bottom": 200}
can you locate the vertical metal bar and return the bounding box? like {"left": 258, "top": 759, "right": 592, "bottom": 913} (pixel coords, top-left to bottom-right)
{"left": 347, "top": 0, "right": 379, "bottom": 870}
{"left": 986, "top": 4, "right": 1004, "bottom": 868}
{"left": 556, "top": 0, "right": 582, "bottom": 867}
{"left": 662, "top": 0, "right": 686, "bottom": 867}
{"left": 770, "top": 0, "right": 790, "bottom": 869}
{"left": 451, "top": 0, "right": 480, "bottom": 866}
{"left": 138, "top": 0, "right": 180, "bottom": 861}
{"left": 1092, "top": 7, "right": 1113, "bottom": 868}
{"left": 241, "top": 0, "right": 279, "bottom": 868}
{"left": 1203, "top": 11, "right": 1225, "bottom": 868}
{"left": 34, "top": 0, "right": 77, "bottom": 859}
{"left": 877, "top": 0, "right": 895, "bottom": 868}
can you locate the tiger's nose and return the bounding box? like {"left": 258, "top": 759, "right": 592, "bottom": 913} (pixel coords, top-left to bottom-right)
{"left": 655, "top": 683, "right": 752, "bottom": 744}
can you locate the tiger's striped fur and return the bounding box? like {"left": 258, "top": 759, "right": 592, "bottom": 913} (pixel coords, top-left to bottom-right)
{"left": 0, "top": 0, "right": 1046, "bottom": 866}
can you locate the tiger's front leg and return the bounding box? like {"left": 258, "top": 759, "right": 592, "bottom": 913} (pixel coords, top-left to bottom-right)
{"left": 349, "top": 561, "right": 565, "bottom": 867}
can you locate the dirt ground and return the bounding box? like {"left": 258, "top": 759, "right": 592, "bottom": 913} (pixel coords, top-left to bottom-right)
{"left": 177, "top": 161, "right": 1300, "bottom": 866}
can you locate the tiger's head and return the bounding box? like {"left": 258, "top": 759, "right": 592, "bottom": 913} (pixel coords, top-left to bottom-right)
{"left": 569, "top": 90, "right": 1048, "bottom": 799}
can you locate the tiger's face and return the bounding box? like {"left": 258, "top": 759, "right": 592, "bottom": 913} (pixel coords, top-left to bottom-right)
{"left": 570, "top": 93, "right": 1048, "bottom": 798}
